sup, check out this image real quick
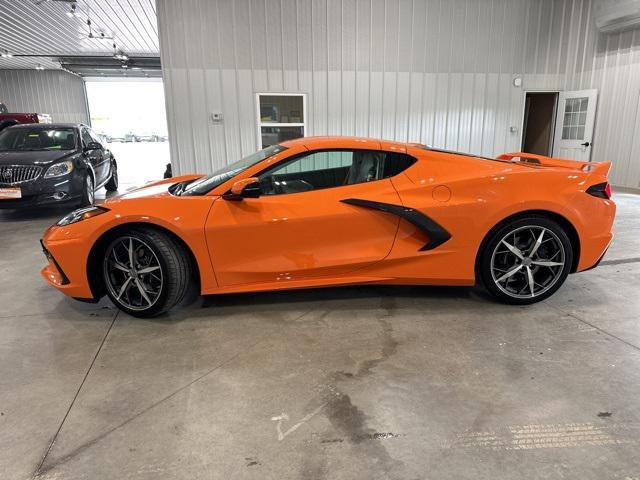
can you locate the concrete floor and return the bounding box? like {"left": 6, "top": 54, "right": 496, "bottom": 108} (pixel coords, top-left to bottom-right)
{"left": 1, "top": 193, "right": 639, "bottom": 480}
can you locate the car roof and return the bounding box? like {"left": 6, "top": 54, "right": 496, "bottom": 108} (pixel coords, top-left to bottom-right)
{"left": 8, "top": 123, "right": 84, "bottom": 129}
{"left": 280, "top": 135, "right": 410, "bottom": 151}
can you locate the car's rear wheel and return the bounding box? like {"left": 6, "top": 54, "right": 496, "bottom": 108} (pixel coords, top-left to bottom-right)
{"left": 102, "top": 228, "right": 191, "bottom": 317}
{"left": 479, "top": 216, "right": 573, "bottom": 304}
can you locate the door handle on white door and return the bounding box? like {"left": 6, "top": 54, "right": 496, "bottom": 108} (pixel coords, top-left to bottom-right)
{"left": 581, "top": 141, "right": 591, "bottom": 147}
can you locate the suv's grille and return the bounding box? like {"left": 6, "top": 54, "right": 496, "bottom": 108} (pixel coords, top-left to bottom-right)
{"left": 0, "top": 165, "right": 43, "bottom": 184}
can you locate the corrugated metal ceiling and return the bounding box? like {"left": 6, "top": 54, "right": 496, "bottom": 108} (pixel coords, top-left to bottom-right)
{"left": 0, "top": 0, "right": 159, "bottom": 73}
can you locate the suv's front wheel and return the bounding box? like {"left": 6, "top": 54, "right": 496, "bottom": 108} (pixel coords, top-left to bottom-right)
{"left": 478, "top": 216, "right": 573, "bottom": 304}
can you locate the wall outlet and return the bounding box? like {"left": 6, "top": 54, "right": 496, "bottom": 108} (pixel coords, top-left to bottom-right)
{"left": 211, "top": 112, "right": 223, "bottom": 123}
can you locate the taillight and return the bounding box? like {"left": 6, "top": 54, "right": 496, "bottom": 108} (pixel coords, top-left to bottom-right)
{"left": 586, "top": 182, "right": 611, "bottom": 199}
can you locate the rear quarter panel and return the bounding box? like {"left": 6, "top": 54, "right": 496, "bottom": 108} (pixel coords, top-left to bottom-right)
{"left": 379, "top": 148, "right": 605, "bottom": 283}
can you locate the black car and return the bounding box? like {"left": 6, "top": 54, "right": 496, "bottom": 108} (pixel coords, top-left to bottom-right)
{"left": 0, "top": 123, "right": 118, "bottom": 209}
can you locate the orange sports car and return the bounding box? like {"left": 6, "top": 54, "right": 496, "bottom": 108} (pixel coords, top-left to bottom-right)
{"left": 40, "top": 136, "right": 615, "bottom": 317}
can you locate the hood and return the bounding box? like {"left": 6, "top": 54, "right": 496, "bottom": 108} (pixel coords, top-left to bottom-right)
{"left": 103, "top": 174, "right": 205, "bottom": 205}
{"left": 0, "top": 149, "right": 77, "bottom": 166}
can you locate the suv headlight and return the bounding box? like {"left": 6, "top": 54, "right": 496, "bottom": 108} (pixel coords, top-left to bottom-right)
{"left": 44, "top": 160, "right": 74, "bottom": 178}
{"left": 57, "top": 206, "right": 109, "bottom": 227}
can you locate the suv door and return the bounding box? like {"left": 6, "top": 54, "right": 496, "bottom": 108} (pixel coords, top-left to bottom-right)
{"left": 205, "top": 149, "right": 414, "bottom": 287}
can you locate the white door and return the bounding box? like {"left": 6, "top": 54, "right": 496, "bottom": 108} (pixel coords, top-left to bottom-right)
{"left": 552, "top": 89, "right": 598, "bottom": 160}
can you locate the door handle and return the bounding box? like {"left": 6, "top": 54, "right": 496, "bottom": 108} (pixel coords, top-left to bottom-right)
{"left": 581, "top": 141, "right": 591, "bottom": 147}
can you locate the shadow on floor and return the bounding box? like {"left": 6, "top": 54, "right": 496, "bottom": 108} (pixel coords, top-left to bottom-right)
{"left": 52, "top": 283, "right": 492, "bottom": 325}
{"left": 0, "top": 205, "right": 73, "bottom": 222}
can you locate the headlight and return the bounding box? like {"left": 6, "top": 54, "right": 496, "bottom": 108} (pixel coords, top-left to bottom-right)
{"left": 57, "top": 206, "right": 109, "bottom": 227}
{"left": 44, "top": 160, "right": 74, "bottom": 178}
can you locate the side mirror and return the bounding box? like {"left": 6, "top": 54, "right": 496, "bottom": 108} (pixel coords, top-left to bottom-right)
{"left": 223, "top": 177, "right": 261, "bottom": 200}
{"left": 84, "top": 141, "right": 102, "bottom": 152}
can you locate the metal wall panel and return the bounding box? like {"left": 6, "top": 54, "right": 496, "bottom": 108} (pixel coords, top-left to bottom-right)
{"left": 0, "top": 70, "right": 89, "bottom": 123}
{"left": 158, "top": 0, "right": 639, "bottom": 190}
{"left": 572, "top": 23, "right": 640, "bottom": 188}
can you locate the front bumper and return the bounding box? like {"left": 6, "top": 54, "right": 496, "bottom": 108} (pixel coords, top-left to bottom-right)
{"left": 0, "top": 172, "right": 84, "bottom": 209}
{"left": 40, "top": 226, "right": 96, "bottom": 299}
{"left": 40, "top": 239, "right": 70, "bottom": 285}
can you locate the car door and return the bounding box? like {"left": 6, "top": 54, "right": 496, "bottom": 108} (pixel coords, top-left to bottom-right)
{"left": 89, "top": 128, "right": 112, "bottom": 181}
{"left": 80, "top": 127, "right": 102, "bottom": 185}
{"left": 205, "top": 149, "right": 405, "bottom": 287}
{"left": 80, "top": 127, "right": 106, "bottom": 185}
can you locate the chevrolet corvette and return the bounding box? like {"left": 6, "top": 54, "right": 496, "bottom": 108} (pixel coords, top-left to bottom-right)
{"left": 40, "top": 136, "right": 615, "bottom": 317}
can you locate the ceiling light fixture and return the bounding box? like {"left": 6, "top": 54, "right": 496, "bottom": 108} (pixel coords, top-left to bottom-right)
{"left": 66, "top": 3, "right": 77, "bottom": 17}
{"left": 114, "top": 50, "right": 128, "bottom": 61}
{"left": 1, "top": 49, "right": 13, "bottom": 58}
{"left": 35, "top": 64, "right": 45, "bottom": 71}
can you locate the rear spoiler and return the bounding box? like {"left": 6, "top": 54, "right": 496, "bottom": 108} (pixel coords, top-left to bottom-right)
{"left": 497, "top": 152, "right": 611, "bottom": 177}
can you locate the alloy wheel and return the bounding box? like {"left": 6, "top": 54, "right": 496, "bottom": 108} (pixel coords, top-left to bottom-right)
{"left": 103, "top": 236, "right": 164, "bottom": 311}
{"left": 490, "top": 225, "right": 566, "bottom": 299}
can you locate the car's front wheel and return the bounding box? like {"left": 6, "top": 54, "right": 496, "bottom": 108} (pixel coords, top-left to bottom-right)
{"left": 105, "top": 160, "right": 118, "bottom": 192}
{"left": 478, "top": 216, "right": 573, "bottom": 304}
{"left": 79, "top": 173, "right": 94, "bottom": 207}
{"left": 102, "top": 228, "right": 191, "bottom": 317}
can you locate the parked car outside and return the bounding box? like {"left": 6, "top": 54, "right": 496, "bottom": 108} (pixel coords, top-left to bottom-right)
{"left": 0, "top": 123, "right": 118, "bottom": 209}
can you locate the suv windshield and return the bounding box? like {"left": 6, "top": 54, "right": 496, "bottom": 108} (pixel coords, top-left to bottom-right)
{"left": 0, "top": 127, "right": 77, "bottom": 152}
{"left": 179, "top": 144, "right": 288, "bottom": 195}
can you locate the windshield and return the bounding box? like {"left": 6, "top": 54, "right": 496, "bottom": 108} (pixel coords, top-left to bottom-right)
{"left": 0, "top": 128, "right": 78, "bottom": 152}
{"left": 180, "top": 144, "right": 288, "bottom": 195}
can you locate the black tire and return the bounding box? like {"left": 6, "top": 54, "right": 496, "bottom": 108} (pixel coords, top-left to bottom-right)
{"left": 478, "top": 215, "right": 573, "bottom": 305}
{"left": 105, "top": 160, "right": 118, "bottom": 192}
{"left": 79, "top": 172, "right": 95, "bottom": 207}
{"left": 102, "top": 228, "right": 191, "bottom": 317}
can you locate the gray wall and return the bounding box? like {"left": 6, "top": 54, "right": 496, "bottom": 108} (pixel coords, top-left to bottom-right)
{"left": 568, "top": 11, "right": 640, "bottom": 188}
{"left": 158, "top": 0, "right": 640, "bottom": 189}
{"left": 0, "top": 69, "right": 89, "bottom": 124}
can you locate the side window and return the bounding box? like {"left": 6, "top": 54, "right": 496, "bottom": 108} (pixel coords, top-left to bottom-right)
{"left": 382, "top": 152, "right": 417, "bottom": 178}
{"left": 80, "top": 128, "right": 93, "bottom": 147}
{"left": 259, "top": 150, "right": 385, "bottom": 195}
{"left": 258, "top": 150, "right": 416, "bottom": 195}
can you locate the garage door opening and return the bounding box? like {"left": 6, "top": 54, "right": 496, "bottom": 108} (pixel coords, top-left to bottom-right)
{"left": 521, "top": 92, "right": 558, "bottom": 156}
{"left": 85, "top": 79, "right": 169, "bottom": 191}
